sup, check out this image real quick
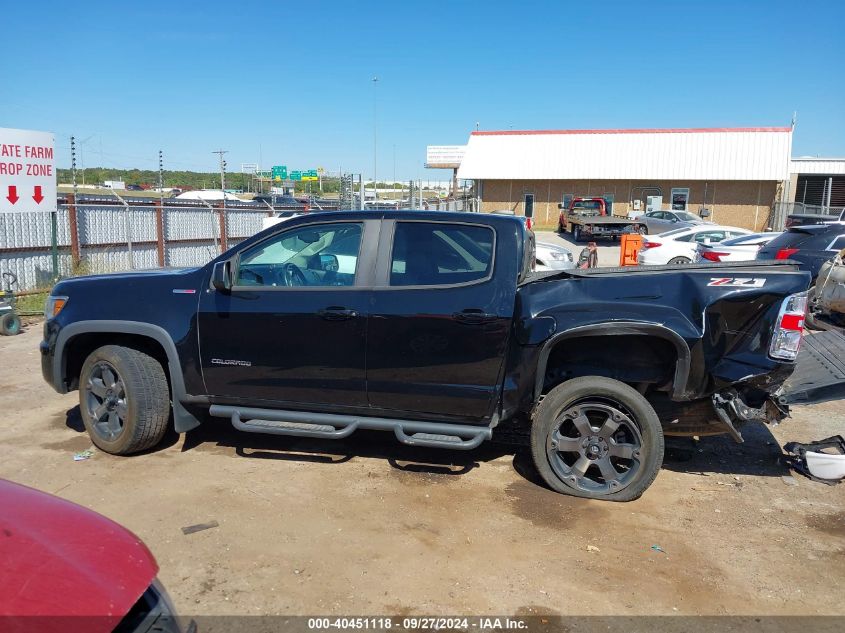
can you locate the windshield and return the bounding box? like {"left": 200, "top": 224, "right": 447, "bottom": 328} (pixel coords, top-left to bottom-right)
{"left": 659, "top": 228, "right": 692, "bottom": 238}
{"left": 722, "top": 232, "right": 776, "bottom": 246}
{"left": 674, "top": 212, "right": 700, "bottom": 222}
{"left": 571, "top": 200, "right": 601, "bottom": 211}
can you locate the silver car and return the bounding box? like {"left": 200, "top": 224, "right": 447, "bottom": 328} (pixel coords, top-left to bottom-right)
{"left": 638, "top": 210, "right": 711, "bottom": 235}
{"left": 535, "top": 242, "right": 576, "bottom": 271}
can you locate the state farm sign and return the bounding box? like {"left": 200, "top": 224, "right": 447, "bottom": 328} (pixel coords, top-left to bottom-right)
{"left": 0, "top": 127, "right": 56, "bottom": 213}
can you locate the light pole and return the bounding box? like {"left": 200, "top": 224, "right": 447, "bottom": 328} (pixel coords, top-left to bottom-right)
{"left": 372, "top": 76, "right": 378, "bottom": 200}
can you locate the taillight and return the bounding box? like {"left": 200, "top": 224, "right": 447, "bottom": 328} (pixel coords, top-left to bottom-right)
{"left": 641, "top": 241, "right": 661, "bottom": 250}
{"left": 775, "top": 247, "right": 799, "bottom": 260}
{"left": 702, "top": 251, "right": 727, "bottom": 262}
{"left": 526, "top": 217, "right": 533, "bottom": 231}
{"left": 769, "top": 292, "right": 808, "bottom": 361}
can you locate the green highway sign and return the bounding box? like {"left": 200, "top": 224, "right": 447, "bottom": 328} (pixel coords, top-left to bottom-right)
{"left": 271, "top": 165, "right": 287, "bottom": 182}
{"left": 290, "top": 170, "right": 302, "bottom": 181}
{"left": 302, "top": 169, "right": 318, "bottom": 181}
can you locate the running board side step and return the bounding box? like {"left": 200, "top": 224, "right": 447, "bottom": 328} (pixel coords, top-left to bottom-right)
{"left": 208, "top": 405, "right": 492, "bottom": 450}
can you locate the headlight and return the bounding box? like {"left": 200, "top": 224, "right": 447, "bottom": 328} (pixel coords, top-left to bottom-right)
{"left": 44, "top": 295, "right": 69, "bottom": 319}
{"left": 548, "top": 251, "right": 567, "bottom": 261}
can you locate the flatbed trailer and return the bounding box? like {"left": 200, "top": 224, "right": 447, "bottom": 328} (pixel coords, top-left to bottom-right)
{"left": 558, "top": 197, "right": 644, "bottom": 241}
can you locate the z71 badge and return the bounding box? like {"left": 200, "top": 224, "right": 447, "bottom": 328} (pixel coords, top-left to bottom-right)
{"left": 708, "top": 277, "right": 766, "bottom": 288}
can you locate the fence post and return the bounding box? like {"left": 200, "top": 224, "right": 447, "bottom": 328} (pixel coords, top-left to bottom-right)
{"left": 155, "top": 200, "right": 166, "bottom": 267}
{"left": 50, "top": 210, "right": 59, "bottom": 281}
{"left": 217, "top": 203, "right": 228, "bottom": 252}
{"left": 67, "top": 193, "right": 81, "bottom": 270}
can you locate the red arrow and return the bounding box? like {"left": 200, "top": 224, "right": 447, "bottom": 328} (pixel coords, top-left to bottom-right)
{"left": 6, "top": 185, "right": 18, "bottom": 205}
{"left": 33, "top": 185, "right": 44, "bottom": 204}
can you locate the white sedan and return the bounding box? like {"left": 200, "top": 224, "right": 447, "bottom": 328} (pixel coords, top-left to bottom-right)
{"left": 535, "top": 242, "right": 575, "bottom": 271}
{"left": 694, "top": 232, "right": 781, "bottom": 263}
{"left": 638, "top": 225, "right": 753, "bottom": 266}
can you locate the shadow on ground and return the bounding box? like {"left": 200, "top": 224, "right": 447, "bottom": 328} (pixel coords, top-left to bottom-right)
{"left": 62, "top": 403, "right": 791, "bottom": 483}
{"left": 662, "top": 422, "right": 790, "bottom": 477}
{"left": 179, "top": 416, "right": 790, "bottom": 483}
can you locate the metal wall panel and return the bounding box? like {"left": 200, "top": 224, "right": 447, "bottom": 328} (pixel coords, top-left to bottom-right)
{"left": 458, "top": 128, "right": 793, "bottom": 181}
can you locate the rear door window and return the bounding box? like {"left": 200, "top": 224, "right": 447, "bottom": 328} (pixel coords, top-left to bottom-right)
{"left": 693, "top": 230, "right": 727, "bottom": 243}
{"left": 390, "top": 222, "right": 494, "bottom": 287}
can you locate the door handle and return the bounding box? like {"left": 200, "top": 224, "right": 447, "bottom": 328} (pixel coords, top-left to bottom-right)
{"left": 318, "top": 307, "right": 359, "bottom": 321}
{"left": 452, "top": 309, "right": 497, "bottom": 324}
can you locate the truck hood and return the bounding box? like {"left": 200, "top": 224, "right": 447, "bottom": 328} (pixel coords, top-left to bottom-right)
{"left": 66, "top": 266, "right": 199, "bottom": 282}
{"left": 0, "top": 479, "right": 157, "bottom": 629}
{"left": 51, "top": 266, "right": 202, "bottom": 295}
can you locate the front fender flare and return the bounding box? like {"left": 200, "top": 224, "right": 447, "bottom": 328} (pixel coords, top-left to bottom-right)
{"left": 55, "top": 320, "right": 201, "bottom": 433}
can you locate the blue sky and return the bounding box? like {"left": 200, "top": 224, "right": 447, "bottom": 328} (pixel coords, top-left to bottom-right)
{"left": 1, "top": 0, "right": 843, "bottom": 180}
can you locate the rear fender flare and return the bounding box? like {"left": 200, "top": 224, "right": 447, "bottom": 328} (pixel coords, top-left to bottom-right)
{"left": 55, "top": 320, "right": 201, "bottom": 433}
{"left": 534, "top": 321, "right": 691, "bottom": 403}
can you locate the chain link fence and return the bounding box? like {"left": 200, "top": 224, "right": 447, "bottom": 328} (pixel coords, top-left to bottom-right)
{"left": 1, "top": 194, "right": 476, "bottom": 292}
{"left": 0, "top": 196, "right": 282, "bottom": 291}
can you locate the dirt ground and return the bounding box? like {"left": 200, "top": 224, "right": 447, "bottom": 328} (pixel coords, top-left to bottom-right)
{"left": 1, "top": 323, "right": 844, "bottom": 618}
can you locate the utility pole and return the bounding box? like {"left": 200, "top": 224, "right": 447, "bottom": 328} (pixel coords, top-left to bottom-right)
{"left": 372, "top": 76, "right": 378, "bottom": 200}
{"left": 158, "top": 150, "right": 164, "bottom": 196}
{"left": 70, "top": 136, "right": 78, "bottom": 199}
{"left": 212, "top": 149, "right": 228, "bottom": 191}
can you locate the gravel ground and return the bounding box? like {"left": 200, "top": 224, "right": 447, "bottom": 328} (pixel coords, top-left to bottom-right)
{"left": 1, "top": 324, "right": 844, "bottom": 618}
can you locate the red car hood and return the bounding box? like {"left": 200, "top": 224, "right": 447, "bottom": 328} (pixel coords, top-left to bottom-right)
{"left": 0, "top": 479, "right": 158, "bottom": 631}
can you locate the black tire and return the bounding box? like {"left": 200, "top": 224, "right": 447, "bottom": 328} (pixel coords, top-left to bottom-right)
{"left": 638, "top": 225, "right": 648, "bottom": 236}
{"left": 1, "top": 312, "right": 21, "bottom": 336}
{"left": 557, "top": 221, "right": 565, "bottom": 233}
{"left": 530, "top": 376, "right": 664, "bottom": 501}
{"left": 572, "top": 225, "right": 582, "bottom": 242}
{"left": 668, "top": 256, "right": 691, "bottom": 265}
{"left": 79, "top": 345, "right": 170, "bottom": 455}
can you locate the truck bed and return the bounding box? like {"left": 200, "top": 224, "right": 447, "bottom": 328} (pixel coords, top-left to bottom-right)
{"left": 568, "top": 214, "right": 638, "bottom": 225}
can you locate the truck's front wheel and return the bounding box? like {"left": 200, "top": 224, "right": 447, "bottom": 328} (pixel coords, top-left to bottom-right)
{"left": 79, "top": 345, "right": 171, "bottom": 455}
{"left": 530, "top": 377, "right": 664, "bottom": 501}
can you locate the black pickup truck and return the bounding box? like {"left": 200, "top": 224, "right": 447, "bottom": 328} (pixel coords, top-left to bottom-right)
{"left": 41, "top": 211, "right": 828, "bottom": 501}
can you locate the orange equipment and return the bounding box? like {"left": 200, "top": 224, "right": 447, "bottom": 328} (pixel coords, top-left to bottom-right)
{"left": 619, "top": 234, "right": 644, "bottom": 267}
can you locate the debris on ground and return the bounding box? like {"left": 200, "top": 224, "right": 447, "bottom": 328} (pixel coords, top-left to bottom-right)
{"left": 73, "top": 449, "right": 94, "bottom": 461}
{"left": 586, "top": 545, "right": 600, "bottom": 553}
{"left": 651, "top": 545, "right": 666, "bottom": 554}
{"left": 181, "top": 520, "right": 220, "bottom": 535}
{"left": 781, "top": 475, "right": 799, "bottom": 486}
{"left": 784, "top": 436, "right": 845, "bottom": 485}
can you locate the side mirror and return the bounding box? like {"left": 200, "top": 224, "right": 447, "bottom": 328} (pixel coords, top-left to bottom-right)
{"left": 319, "top": 253, "right": 339, "bottom": 272}
{"left": 211, "top": 260, "right": 232, "bottom": 292}
{"left": 671, "top": 217, "right": 679, "bottom": 223}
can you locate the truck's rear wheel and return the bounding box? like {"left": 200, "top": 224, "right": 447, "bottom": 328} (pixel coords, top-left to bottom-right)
{"left": 79, "top": 345, "right": 170, "bottom": 455}
{"left": 573, "top": 226, "right": 582, "bottom": 241}
{"left": 530, "top": 377, "right": 664, "bottom": 501}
